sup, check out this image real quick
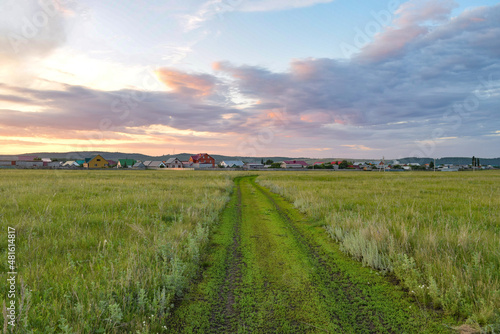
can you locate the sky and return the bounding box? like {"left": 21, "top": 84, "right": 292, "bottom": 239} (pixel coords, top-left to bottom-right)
{"left": 0, "top": 0, "right": 499, "bottom": 159}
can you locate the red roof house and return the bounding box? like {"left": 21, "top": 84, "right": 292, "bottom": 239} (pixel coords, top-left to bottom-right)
{"left": 189, "top": 153, "right": 215, "bottom": 167}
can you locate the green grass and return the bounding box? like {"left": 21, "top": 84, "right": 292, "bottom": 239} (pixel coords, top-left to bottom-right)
{"left": 0, "top": 170, "right": 235, "bottom": 333}
{"left": 169, "top": 176, "right": 455, "bottom": 333}
{"left": 257, "top": 171, "right": 500, "bottom": 330}
{"left": 2, "top": 170, "right": 497, "bottom": 332}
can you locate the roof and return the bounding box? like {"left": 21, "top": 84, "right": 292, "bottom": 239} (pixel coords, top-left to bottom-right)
{"left": 75, "top": 160, "right": 85, "bottom": 165}
{"left": 222, "top": 160, "right": 244, "bottom": 166}
{"left": 17, "top": 156, "right": 38, "bottom": 161}
{"left": 190, "top": 153, "right": 211, "bottom": 160}
{"left": 148, "top": 161, "right": 165, "bottom": 167}
{"left": 283, "top": 160, "right": 308, "bottom": 166}
{"left": 118, "top": 159, "right": 136, "bottom": 165}
{"left": 165, "top": 158, "right": 181, "bottom": 164}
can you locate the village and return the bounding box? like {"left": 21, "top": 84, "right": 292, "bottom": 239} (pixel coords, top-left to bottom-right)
{"left": 0, "top": 153, "right": 495, "bottom": 171}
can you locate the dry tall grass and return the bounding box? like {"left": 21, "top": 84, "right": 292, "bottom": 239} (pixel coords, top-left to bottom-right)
{"left": 258, "top": 171, "right": 500, "bottom": 329}
{"left": 0, "top": 170, "right": 234, "bottom": 333}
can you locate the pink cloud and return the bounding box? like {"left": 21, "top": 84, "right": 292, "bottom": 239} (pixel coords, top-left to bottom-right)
{"left": 155, "top": 68, "right": 216, "bottom": 97}
{"left": 299, "top": 111, "right": 331, "bottom": 123}
{"left": 359, "top": 26, "right": 427, "bottom": 62}
{"left": 394, "top": 0, "right": 458, "bottom": 27}
{"left": 358, "top": 0, "right": 458, "bottom": 62}
{"left": 290, "top": 60, "right": 318, "bottom": 80}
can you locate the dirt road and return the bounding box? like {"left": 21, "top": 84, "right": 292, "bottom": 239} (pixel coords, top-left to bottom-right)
{"left": 167, "top": 176, "right": 453, "bottom": 333}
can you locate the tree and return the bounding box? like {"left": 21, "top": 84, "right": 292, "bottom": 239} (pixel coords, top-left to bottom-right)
{"left": 265, "top": 159, "right": 274, "bottom": 165}
{"left": 261, "top": 158, "right": 264, "bottom": 164}
{"left": 339, "top": 160, "right": 349, "bottom": 169}
{"left": 472, "top": 156, "right": 476, "bottom": 167}
{"left": 270, "top": 162, "right": 281, "bottom": 168}
{"left": 429, "top": 161, "right": 434, "bottom": 169}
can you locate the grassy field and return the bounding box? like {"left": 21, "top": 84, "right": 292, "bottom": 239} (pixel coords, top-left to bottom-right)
{"left": 169, "top": 176, "right": 455, "bottom": 333}
{"left": 257, "top": 171, "right": 500, "bottom": 330}
{"left": 1, "top": 170, "right": 498, "bottom": 333}
{"left": 0, "top": 170, "right": 234, "bottom": 333}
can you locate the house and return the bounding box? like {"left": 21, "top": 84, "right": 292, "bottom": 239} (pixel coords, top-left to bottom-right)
{"left": 17, "top": 155, "right": 38, "bottom": 161}
{"left": 117, "top": 159, "right": 136, "bottom": 168}
{"left": 16, "top": 160, "right": 44, "bottom": 168}
{"left": 83, "top": 155, "right": 108, "bottom": 168}
{"left": 281, "top": 160, "right": 308, "bottom": 168}
{"left": 107, "top": 160, "right": 117, "bottom": 167}
{"left": 189, "top": 153, "right": 215, "bottom": 168}
{"left": 75, "top": 160, "right": 85, "bottom": 167}
{"left": 165, "top": 158, "right": 183, "bottom": 168}
{"left": 41, "top": 158, "right": 60, "bottom": 168}
{"left": 132, "top": 161, "right": 146, "bottom": 169}
{"left": 181, "top": 161, "right": 193, "bottom": 168}
{"left": 244, "top": 163, "right": 264, "bottom": 170}
{"left": 44, "top": 161, "right": 61, "bottom": 168}
{"left": 220, "top": 161, "right": 244, "bottom": 168}
{"left": 144, "top": 161, "right": 166, "bottom": 169}
{"left": 0, "top": 160, "right": 16, "bottom": 167}
{"left": 62, "top": 161, "right": 79, "bottom": 168}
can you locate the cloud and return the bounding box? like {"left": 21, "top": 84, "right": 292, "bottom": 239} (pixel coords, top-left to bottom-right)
{"left": 394, "top": 0, "right": 458, "bottom": 27}
{"left": 341, "top": 145, "right": 380, "bottom": 151}
{"left": 2, "top": 3, "right": 500, "bottom": 158}
{"left": 358, "top": 0, "right": 459, "bottom": 62}
{"left": 238, "top": 0, "right": 334, "bottom": 12}
{"left": 0, "top": 0, "right": 83, "bottom": 60}
{"left": 182, "top": 0, "right": 334, "bottom": 31}
{"left": 0, "top": 80, "right": 248, "bottom": 137}
{"left": 211, "top": 4, "right": 500, "bottom": 156}
{"left": 155, "top": 68, "right": 218, "bottom": 97}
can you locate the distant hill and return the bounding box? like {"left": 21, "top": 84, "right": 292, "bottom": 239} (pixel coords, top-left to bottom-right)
{"left": 1, "top": 151, "right": 499, "bottom": 166}
{"left": 0, "top": 151, "right": 307, "bottom": 164}
{"left": 396, "top": 157, "right": 500, "bottom": 166}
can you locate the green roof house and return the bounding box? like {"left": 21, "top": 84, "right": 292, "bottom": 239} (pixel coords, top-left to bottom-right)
{"left": 117, "top": 159, "right": 136, "bottom": 168}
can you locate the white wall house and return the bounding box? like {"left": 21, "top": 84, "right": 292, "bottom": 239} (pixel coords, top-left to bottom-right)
{"left": 220, "top": 161, "right": 244, "bottom": 168}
